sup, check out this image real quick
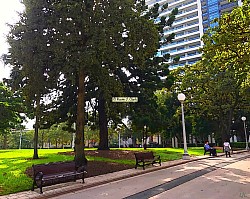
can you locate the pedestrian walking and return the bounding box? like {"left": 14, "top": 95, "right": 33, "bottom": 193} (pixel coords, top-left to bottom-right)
{"left": 223, "top": 140, "right": 231, "bottom": 157}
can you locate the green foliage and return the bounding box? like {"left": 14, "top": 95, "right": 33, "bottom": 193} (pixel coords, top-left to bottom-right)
{"left": 230, "top": 142, "right": 249, "bottom": 149}
{"left": 127, "top": 2, "right": 178, "bottom": 139}
{"left": 0, "top": 83, "right": 24, "bottom": 149}
{"left": 170, "top": 1, "right": 250, "bottom": 143}
{"left": 202, "top": 1, "right": 250, "bottom": 75}
{"left": 0, "top": 83, "right": 23, "bottom": 133}
{"left": 4, "top": 0, "right": 162, "bottom": 161}
{"left": 154, "top": 89, "right": 180, "bottom": 138}
{"left": 3, "top": 0, "right": 60, "bottom": 158}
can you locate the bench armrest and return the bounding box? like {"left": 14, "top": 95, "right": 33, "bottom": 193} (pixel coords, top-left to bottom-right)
{"left": 34, "top": 171, "right": 44, "bottom": 181}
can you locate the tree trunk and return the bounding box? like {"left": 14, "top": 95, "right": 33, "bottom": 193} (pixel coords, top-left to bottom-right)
{"left": 33, "top": 96, "right": 40, "bottom": 159}
{"left": 75, "top": 70, "right": 86, "bottom": 168}
{"left": 3, "top": 134, "right": 8, "bottom": 149}
{"left": 219, "top": 109, "right": 233, "bottom": 145}
{"left": 218, "top": 122, "right": 229, "bottom": 146}
{"left": 98, "top": 92, "right": 109, "bottom": 150}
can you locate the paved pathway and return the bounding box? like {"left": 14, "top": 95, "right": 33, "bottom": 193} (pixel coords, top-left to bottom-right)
{"left": 1, "top": 150, "right": 249, "bottom": 199}
{"left": 149, "top": 156, "right": 250, "bottom": 199}
{"left": 51, "top": 152, "right": 250, "bottom": 199}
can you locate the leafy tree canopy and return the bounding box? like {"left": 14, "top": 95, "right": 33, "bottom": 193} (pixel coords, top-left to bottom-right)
{"left": 0, "top": 82, "right": 23, "bottom": 134}
{"left": 171, "top": 1, "right": 250, "bottom": 143}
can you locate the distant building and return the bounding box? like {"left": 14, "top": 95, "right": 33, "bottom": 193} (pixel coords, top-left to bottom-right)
{"left": 146, "top": 0, "right": 240, "bottom": 69}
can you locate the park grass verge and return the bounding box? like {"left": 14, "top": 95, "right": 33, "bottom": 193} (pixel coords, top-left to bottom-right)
{"left": 0, "top": 147, "right": 211, "bottom": 195}
{"left": 112, "top": 147, "right": 217, "bottom": 162}
{"left": 0, "top": 149, "right": 74, "bottom": 195}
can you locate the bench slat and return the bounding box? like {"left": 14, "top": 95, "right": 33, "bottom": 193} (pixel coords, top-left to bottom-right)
{"left": 33, "top": 161, "right": 76, "bottom": 176}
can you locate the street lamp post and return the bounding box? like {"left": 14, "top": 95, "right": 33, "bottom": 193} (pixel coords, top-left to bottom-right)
{"left": 241, "top": 116, "right": 249, "bottom": 150}
{"left": 72, "top": 123, "right": 76, "bottom": 150}
{"left": 117, "top": 124, "right": 122, "bottom": 148}
{"left": 19, "top": 129, "right": 22, "bottom": 150}
{"left": 143, "top": 125, "right": 147, "bottom": 150}
{"left": 118, "top": 130, "right": 121, "bottom": 148}
{"left": 178, "top": 93, "right": 190, "bottom": 160}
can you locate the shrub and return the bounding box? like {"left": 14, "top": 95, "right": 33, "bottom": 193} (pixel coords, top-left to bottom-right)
{"left": 231, "top": 142, "right": 248, "bottom": 149}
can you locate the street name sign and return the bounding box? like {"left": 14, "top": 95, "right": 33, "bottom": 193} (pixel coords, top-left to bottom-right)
{"left": 112, "top": 97, "right": 138, "bottom": 103}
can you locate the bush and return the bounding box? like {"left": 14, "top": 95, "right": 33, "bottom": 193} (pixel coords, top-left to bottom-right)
{"left": 109, "top": 144, "right": 119, "bottom": 148}
{"left": 231, "top": 142, "right": 248, "bottom": 149}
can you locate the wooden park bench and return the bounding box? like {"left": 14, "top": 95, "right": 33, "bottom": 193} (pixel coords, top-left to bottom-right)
{"left": 31, "top": 161, "right": 87, "bottom": 194}
{"left": 134, "top": 151, "right": 161, "bottom": 170}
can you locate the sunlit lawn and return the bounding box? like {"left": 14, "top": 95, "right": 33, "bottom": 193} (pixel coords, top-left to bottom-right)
{"left": 0, "top": 149, "right": 74, "bottom": 195}
{"left": 114, "top": 147, "right": 210, "bottom": 162}
{"left": 0, "top": 147, "right": 210, "bottom": 195}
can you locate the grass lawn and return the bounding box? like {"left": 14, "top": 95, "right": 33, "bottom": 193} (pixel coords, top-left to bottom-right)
{"left": 0, "top": 149, "right": 74, "bottom": 195}
{"left": 115, "top": 147, "right": 213, "bottom": 162}
{"left": 0, "top": 147, "right": 211, "bottom": 195}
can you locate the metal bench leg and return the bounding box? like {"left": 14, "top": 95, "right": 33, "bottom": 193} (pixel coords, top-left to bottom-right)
{"left": 82, "top": 172, "right": 85, "bottom": 183}
{"left": 40, "top": 186, "right": 43, "bottom": 194}
{"left": 31, "top": 181, "right": 35, "bottom": 191}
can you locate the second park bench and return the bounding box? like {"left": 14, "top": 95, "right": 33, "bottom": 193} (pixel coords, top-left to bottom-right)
{"left": 134, "top": 151, "right": 161, "bottom": 170}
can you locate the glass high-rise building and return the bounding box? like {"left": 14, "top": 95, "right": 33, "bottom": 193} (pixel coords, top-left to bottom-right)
{"left": 146, "top": 0, "right": 240, "bottom": 69}
{"left": 202, "top": 0, "right": 239, "bottom": 32}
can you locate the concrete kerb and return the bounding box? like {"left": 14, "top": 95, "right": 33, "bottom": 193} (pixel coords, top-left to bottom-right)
{"left": 1, "top": 149, "right": 248, "bottom": 199}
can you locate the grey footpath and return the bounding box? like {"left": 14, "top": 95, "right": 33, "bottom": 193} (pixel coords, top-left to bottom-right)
{"left": 0, "top": 150, "right": 248, "bottom": 199}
